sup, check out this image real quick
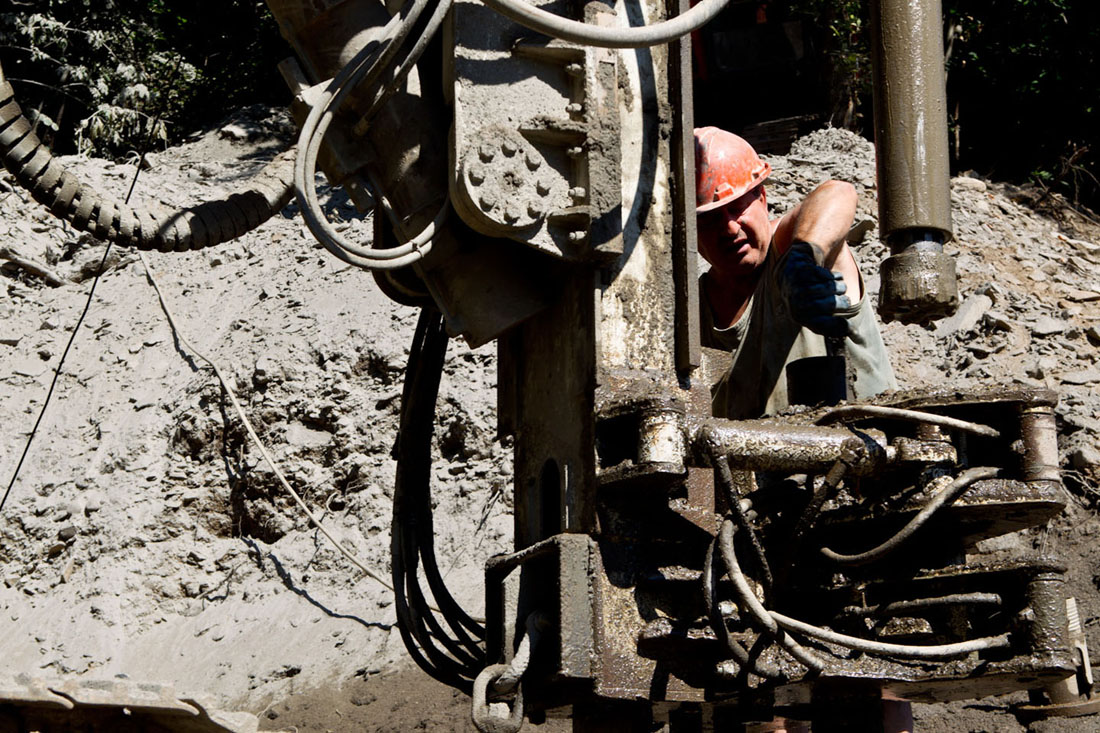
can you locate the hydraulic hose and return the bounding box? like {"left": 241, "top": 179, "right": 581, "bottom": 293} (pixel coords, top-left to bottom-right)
{"left": 770, "top": 611, "right": 1010, "bottom": 659}
{"left": 478, "top": 0, "right": 731, "bottom": 49}
{"left": 0, "top": 71, "right": 294, "bottom": 252}
{"left": 702, "top": 535, "right": 782, "bottom": 680}
{"left": 820, "top": 466, "right": 1000, "bottom": 565}
{"left": 393, "top": 308, "right": 486, "bottom": 694}
{"left": 293, "top": 0, "right": 446, "bottom": 270}
{"left": 720, "top": 518, "right": 1011, "bottom": 665}
{"left": 719, "top": 520, "right": 826, "bottom": 674}
{"left": 815, "top": 405, "right": 1000, "bottom": 439}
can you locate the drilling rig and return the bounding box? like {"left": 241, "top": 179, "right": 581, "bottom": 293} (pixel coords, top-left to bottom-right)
{"left": 1, "top": 0, "right": 1097, "bottom": 730}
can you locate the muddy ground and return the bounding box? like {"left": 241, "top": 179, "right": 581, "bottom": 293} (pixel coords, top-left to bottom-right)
{"left": 1, "top": 114, "right": 1099, "bottom": 731}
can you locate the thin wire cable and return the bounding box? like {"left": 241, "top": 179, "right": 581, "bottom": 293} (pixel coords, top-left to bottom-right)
{"left": 2, "top": 60, "right": 185, "bottom": 514}
{"left": 1, "top": 242, "right": 113, "bottom": 513}
{"left": 137, "top": 250, "right": 395, "bottom": 592}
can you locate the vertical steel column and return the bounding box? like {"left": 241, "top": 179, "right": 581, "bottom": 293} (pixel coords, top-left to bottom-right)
{"left": 870, "top": 0, "right": 959, "bottom": 324}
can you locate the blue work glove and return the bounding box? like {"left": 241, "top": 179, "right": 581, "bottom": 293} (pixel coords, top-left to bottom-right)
{"left": 779, "top": 241, "right": 850, "bottom": 338}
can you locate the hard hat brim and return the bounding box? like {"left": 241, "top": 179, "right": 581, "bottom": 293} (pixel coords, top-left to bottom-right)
{"left": 695, "top": 166, "right": 770, "bottom": 214}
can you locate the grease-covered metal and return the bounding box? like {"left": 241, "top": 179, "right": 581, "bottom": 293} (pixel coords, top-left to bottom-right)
{"left": 1020, "top": 406, "right": 1061, "bottom": 483}
{"left": 869, "top": 0, "right": 952, "bottom": 240}
{"left": 869, "top": 0, "right": 958, "bottom": 324}
{"left": 689, "top": 419, "right": 883, "bottom": 475}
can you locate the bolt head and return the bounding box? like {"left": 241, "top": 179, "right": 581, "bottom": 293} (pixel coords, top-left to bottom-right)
{"left": 479, "top": 194, "right": 496, "bottom": 211}
{"left": 569, "top": 231, "right": 586, "bottom": 243}
{"left": 569, "top": 187, "right": 587, "bottom": 200}
{"left": 467, "top": 164, "right": 485, "bottom": 185}
{"left": 536, "top": 180, "right": 551, "bottom": 197}
{"left": 501, "top": 140, "right": 518, "bottom": 157}
{"left": 527, "top": 201, "right": 543, "bottom": 218}
{"left": 478, "top": 144, "right": 495, "bottom": 162}
{"left": 504, "top": 205, "right": 521, "bottom": 223}
{"left": 525, "top": 153, "right": 541, "bottom": 171}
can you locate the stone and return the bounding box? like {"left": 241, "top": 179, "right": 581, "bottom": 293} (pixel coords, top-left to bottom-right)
{"left": 1070, "top": 445, "right": 1100, "bottom": 471}
{"left": 83, "top": 491, "right": 105, "bottom": 513}
{"left": 285, "top": 423, "right": 332, "bottom": 448}
{"left": 952, "top": 175, "right": 988, "bottom": 192}
{"left": 1031, "top": 316, "right": 1067, "bottom": 336}
{"left": 12, "top": 358, "right": 48, "bottom": 377}
{"left": 935, "top": 294, "right": 993, "bottom": 338}
{"left": 1063, "top": 287, "right": 1100, "bottom": 302}
{"left": 218, "top": 123, "right": 250, "bottom": 141}
{"left": 983, "top": 311, "right": 1014, "bottom": 331}
{"left": 1061, "top": 369, "right": 1100, "bottom": 385}
{"left": 64, "top": 498, "right": 86, "bottom": 521}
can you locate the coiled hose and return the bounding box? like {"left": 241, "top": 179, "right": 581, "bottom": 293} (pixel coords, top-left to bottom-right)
{"left": 0, "top": 70, "right": 294, "bottom": 252}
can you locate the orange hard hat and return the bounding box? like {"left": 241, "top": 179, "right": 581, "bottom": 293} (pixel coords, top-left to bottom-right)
{"left": 694, "top": 127, "right": 771, "bottom": 213}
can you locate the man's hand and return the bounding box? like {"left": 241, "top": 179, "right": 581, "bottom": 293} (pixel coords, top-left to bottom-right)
{"left": 780, "top": 241, "right": 850, "bottom": 337}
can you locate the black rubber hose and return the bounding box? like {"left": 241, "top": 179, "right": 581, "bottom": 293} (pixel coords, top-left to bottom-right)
{"left": 392, "top": 312, "right": 475, "bottom": 690}
{"left": 398, "top": 309, "right": 485, "bottom": 653}
{"left": 712, "top": 452, "right": 773, "bottom": 594}
{"left": 0, "top": 73, "right": 294, "bottom": 252}
{"left": 392, "top": 308, "right": 487, "bottom": 693}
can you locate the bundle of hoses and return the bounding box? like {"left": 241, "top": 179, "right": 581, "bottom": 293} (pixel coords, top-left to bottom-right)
{"left": 392, "top": 308, "right": 486, "bottom": 693}
{"left": 0, "top": 69, "right": 294, "bottom": 252}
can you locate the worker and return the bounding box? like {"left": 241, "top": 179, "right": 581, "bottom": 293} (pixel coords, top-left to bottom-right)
{"left": 695, "top": 126, "right": 897, "bottom": 419}
{"left": 697, "top": 127, "right": 912, "bottom": 733}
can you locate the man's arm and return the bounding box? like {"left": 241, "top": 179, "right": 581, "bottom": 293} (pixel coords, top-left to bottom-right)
{"left": 771, "top": 180, "right": 861, "bottom": 301}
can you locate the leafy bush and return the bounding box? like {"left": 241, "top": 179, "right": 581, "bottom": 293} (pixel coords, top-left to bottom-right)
{"left": 779, "top": 0, "right": 1099, "bottom": 209}
{"left": 1, "top": 0, "right": 286, "bottom": 157}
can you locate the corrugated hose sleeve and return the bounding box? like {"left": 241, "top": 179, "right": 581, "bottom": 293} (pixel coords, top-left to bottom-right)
{"left": 0, "top": 79, "right": 295, "bottom": 251}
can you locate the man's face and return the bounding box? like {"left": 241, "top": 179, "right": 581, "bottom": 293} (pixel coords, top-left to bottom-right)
{"left": 697, "top": 185, "right": 771, "bottom": 278}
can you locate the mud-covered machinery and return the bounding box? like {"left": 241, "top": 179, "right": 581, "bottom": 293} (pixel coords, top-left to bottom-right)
{"left": 0, "top": 0, "right": 1096, "bottom": 729}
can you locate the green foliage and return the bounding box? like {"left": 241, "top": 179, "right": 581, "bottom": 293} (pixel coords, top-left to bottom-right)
{"left": 943, "top": 0, "right": 1100, "bottom": 206}
{"left": 1, "top": 0, "right": 285, "bottom": 157}
{"left": 785, "top": 0, "right": 870, "bottom": 129}
{"left": 779, "top": 0, "right": 1099, "bottom": 208}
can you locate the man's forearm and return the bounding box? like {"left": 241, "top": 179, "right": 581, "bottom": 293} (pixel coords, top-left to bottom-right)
{"left": 774, "top": 180, "right": 861, "bottom": 301}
